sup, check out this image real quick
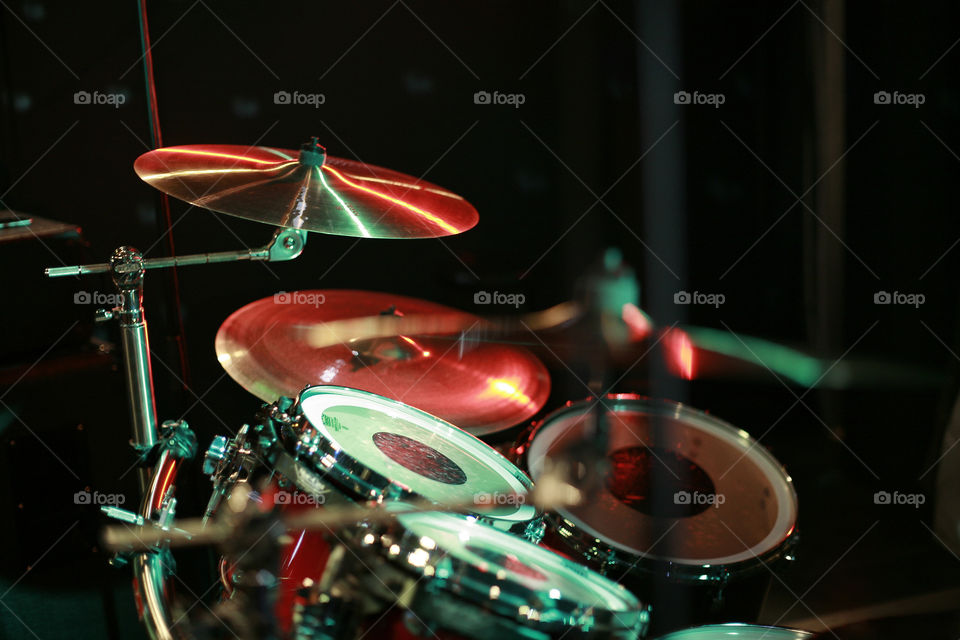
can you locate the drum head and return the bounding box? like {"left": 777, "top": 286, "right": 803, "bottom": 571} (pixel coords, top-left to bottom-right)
{"left": 391, "top": 511, "right": 649, "bottom": 636}
{"left": 526, "top": 396, "right": 797, "bottom": 570}
{"left": 655, "top": 623, "right": 811, "bottom": 639}
{"left": 296, "top": 386, "right": 537, "bottom": 524}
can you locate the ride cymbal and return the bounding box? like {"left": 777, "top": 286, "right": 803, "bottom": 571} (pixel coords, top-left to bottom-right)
{"left": 215, "top": 290, "right": 551, "bottom": 435}
{"left": 134, "top": 140, "right": 478, "bottom": 238}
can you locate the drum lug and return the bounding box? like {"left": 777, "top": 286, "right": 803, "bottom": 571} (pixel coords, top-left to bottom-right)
{"left": 524, "top": 519, "right": 546, "bottom": 544}
{"left": 711, "top": 570, "right": 731, "bottom": 612}
{"left": 382, "top": 484, "right": 405, "bottom": 501}
{"left": 603, "top": 548, "right": 619, "bottom": 571}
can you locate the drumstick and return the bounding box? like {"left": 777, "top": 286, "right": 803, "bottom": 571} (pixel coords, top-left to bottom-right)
{"left": 101, "top": 468, "right": 581, "bottom": 552}
{"left": 299, "top": 301, "right": 581, "bottom": 350}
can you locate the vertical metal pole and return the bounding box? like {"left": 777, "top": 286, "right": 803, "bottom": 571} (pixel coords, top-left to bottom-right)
{"left": 109, "top": 246, "right": 180, "bottom": 640}
{"left": 111, "top": 246, "right": 159, "bottom": 493}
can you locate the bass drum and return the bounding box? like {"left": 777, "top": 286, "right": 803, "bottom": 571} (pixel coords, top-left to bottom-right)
{"left": 513, "top": 394, "right": 799, "bottom": 636}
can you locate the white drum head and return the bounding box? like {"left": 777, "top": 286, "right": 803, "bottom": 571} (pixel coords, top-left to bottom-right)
{"left": 654, "top": 623, "right": 811, "bottom": 639}
{"left": 299, "top": 386, "right": 536, "bottom": 523}
{"left": 397, "top": 511, "right": 638, "bottom": 612}
{"left": 527, "top": 397, "right": 797, "bottom": 568}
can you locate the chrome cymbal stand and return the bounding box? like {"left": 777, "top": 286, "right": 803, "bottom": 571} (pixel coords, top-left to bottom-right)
{"left": 45, "top": 226, "right": 307, "bottom": 640}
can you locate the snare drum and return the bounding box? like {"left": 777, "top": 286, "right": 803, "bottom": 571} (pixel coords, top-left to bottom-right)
{"left": 654, "top": 623, "right": 811, "bottom": 639}
{"left": 321, "top": 511, "right": 651, "bottom": 639}
{"left": 514, "top": 395, "right": 798, "bottom": 635}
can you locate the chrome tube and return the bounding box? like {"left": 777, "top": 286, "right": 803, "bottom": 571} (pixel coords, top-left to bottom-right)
{"left": 118, "top": 286, "right": 159, "bottom": 493}
{"left": 135, "top": 451, "right": 189, "bottom": 640}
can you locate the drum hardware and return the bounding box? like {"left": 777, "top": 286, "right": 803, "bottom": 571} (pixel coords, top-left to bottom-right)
{"left": 136, "top": 418, "right": 199, "bottom": 467}
{"left": 44, "top": 225, "right": 309, "bottom": 640}
{"left": 45, "top": 226, "right": 307, "bottom": 481}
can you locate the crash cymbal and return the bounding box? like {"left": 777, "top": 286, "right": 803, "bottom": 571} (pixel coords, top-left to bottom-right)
{"left": 133, "top": 140, "right": 478, "bottom": 239}
{"left": 215, "top": 290, "right": 551, "bottom": 435}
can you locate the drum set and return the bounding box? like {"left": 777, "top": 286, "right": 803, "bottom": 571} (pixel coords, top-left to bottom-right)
{"left": 48, "top": 139, "right": 809, "bottom": 639}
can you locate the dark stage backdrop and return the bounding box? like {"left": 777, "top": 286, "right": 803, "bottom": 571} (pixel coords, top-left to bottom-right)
{"left": 1, "top": 2, "right": 960, "bottom": 638}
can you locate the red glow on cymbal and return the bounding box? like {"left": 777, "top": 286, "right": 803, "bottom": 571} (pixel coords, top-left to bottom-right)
{"left": 665, "top": 328, "right": 695, "bottom": 380}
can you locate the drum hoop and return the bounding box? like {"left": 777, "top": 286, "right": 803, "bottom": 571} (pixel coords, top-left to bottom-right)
{"left": 518, "top": 394, "right": 799, "bottom": 581}
{"left": 285, "top": 385, "right": 541, "bottom": 526}
{"left": 654, "top": 622, "right": 813, "bottom": 639}
{"left": 350, "top": 510, "right": 651, "bottom": 636}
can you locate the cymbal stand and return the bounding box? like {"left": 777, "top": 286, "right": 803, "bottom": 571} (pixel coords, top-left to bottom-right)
{"left": 45, "top": 226, "right": 307, "bottom": 640}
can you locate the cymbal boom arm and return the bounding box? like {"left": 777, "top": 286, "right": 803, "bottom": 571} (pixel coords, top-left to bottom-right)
{"left": 44, "top": 227, "right": 308, "bottom": 278}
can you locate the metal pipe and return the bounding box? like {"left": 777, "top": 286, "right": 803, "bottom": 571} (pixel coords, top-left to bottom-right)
{"left": 135, "top": 451, "right": 189, "bottom": 640}
{"left": 118, "top": 285, "right": 159, "bottom": 493}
